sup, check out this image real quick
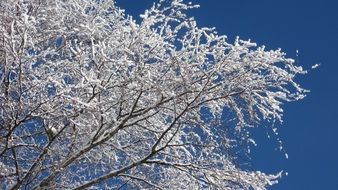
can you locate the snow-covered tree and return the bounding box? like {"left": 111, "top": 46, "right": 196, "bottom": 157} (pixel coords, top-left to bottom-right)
{"left": 0, "top": 0, "right": 307, "bottom": 189}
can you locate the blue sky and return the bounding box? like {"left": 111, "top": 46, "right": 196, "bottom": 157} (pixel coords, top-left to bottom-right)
{"left": 115, "top": 0, "right": 338, "bottom": 189}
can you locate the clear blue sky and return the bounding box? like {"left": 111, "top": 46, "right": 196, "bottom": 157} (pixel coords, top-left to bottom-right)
{"left": 115, "top": 0, "right": 338, "bottom": 189}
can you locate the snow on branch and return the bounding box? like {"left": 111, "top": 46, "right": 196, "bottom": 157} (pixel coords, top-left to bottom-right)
{"left": 0, "top": 0, "right": 307, "bottom": 189}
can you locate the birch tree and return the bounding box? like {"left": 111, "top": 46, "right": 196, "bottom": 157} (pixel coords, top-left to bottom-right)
{"left": 0, "top": 0, "right": 307, "bottom": 189}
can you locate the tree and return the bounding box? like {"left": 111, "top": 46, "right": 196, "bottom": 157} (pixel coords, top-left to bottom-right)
{"left": 0, "top": 0, "right": 307, "bottom": 189}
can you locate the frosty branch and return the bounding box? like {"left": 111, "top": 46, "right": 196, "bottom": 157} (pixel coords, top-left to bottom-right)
{"left": 0, "top": 0, "right": 307, "bottom": 189}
